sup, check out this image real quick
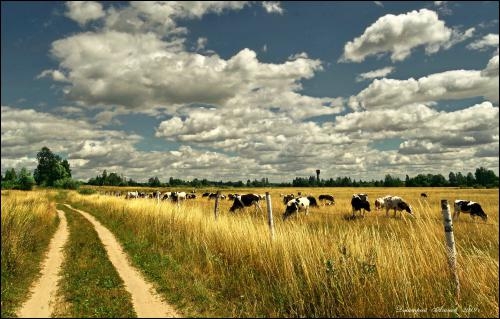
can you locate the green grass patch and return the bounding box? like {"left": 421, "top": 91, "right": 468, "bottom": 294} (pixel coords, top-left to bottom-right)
{"left": 55, "top": 204, "right": 136, "bottom": 318}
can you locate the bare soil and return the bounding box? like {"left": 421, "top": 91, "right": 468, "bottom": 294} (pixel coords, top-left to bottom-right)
{"left": 17, "top": 209, "right": 69, "bottom": 318}
{"left": 64, "top": 204, "right": 180, "bottom": 318}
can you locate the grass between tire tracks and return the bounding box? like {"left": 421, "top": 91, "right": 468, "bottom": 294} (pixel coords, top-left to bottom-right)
{"left": 54, "top": 204, "right": 136, "bottom": 318}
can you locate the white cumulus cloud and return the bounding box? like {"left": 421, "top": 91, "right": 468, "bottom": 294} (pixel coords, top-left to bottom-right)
{"left": 65, "top": 1, "right": 105, "bottom": 26}
{"left": 340, "top": 9, "right": 453, "bottom": 62}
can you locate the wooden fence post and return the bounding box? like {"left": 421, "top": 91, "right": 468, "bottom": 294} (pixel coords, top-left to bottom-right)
{"left": 214, "top": 190, "right": 221, "bottom": 220}
{"left": 441, "top": 199, "right": 460, "bottom": 305}
{"left": 265, "top": 192, "right": 274, "bottom": 240}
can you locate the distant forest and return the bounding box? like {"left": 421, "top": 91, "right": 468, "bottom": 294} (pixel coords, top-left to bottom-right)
{"left": 86, "top": 167, "right": 499, "bottom": 189}
{"left": 3, "top": 147, "right": 498, "bottom": 191}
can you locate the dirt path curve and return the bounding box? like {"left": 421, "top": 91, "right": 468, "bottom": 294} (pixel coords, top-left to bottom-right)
{"left": 64, "top": 204, "right": 180, "bottom": 318}
{"left": 17, "top": 209, "right": 69, "bottom": 318}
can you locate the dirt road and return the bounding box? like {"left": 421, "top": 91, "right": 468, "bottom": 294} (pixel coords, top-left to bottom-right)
{"left": 64, "top": 204, "right": 180, "bottom": 318}
{"left": 17, "top": 209, "right": 69, "bottom": 318}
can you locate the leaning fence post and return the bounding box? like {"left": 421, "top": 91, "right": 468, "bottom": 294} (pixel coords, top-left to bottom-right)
{"left": 265, "top": 192, "right": 275, "bottom": 240}
{"left": 441, "top": 199, "right": 460, "bottom": 305}
{"left": 214, "top": 190, "right": 221, "bottom": 220}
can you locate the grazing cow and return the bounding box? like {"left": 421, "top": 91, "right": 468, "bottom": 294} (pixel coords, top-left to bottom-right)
{"left": 374, "top": 197, "right": 386, "bottom": 210}
{"left": 283, "top": 194, "right": 295, "bottom": 204}
{"left": 126, "top": 191, "right": 139, "bottom": 199}
{"left": 186, "top": 193, "right": 196, "bottom": 199}
{"left": 171, "top": 191, "right": 187, "bottom": 202}
{"left": 228, "top": 193, "right": 239, "bottom": 200}
{"left": 202, "top": 192, "right": 211, "bottom": 197}
{"left": 307, "top": 196, "right": 319, "bottom": 208}
{"left": 283, "top": 197, "right": 314, "bottom": 220}
{"left": 351, "top": 194, "right": 371, "bottom": 217}
{"left": 208, "top": 193, "right": 218, "bottom": 199}
{"left": 161, "top": 192, "right": 172, "bottom": 200}
{"left": 383, "top": 196, "right": 413, "bottom": 217}
{"left": 229, "top": 194, "right": 262, "bottom": 213}
{"left": 318, "top": 194, "right": 335, "bottom": 205}
{"left": 453, "top": 200, "right": 487, "bottom": 221}
{"left": 421, "top": 193, "right": 428, "bottom": 198}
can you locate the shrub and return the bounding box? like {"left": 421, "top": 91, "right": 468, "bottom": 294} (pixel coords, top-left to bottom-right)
{"left": 53, "top": 178, "right": 80, "bottom": 190}
{"left": 77, "top": 188, "right": 97, "bottom": 195}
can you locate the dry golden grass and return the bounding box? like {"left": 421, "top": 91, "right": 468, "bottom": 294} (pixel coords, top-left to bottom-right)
{"left": 64, "top": 187, "right": 498, "bottom": 317}
{"left": 1, "top": 190, "right": 59, "bottom": 317}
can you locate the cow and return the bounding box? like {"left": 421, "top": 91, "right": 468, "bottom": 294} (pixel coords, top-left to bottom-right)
{"left": 283, "top": 196, "right": 317, "bottom": 220}
{"left": 161, "top": 192, "right": 172, "bottom": 200}
{"left": 421, "top": 193, "right": 428, "bottom": 198}
{"left": 283, "top": 194, "right": 295, "bottom": 204}
{"left": 383, "top": 196, "right": 413, "bottom": 217}
{"left": 186, "top": 193, "right": 196, "bottom": 199}
{"left": 227, "top": 193, "right": 239, "bottom": 200}
{"left": 208, "top": 193, "right": 218, "bottom": 199}
{"left": 318, "top": 194, "right": 335, "bottom": 205}
{"left": 126, "top": 191, "right": 139, "bottom": 199}
{"left": 351, "top": 194, "right": 370, "bottom": 217}
{"left": 171, "top": 191, "right": 187, "bottom": 202}
{"left": 229, "top": 194, "right": 262, "bottom": 213}
{"left": 453, "top": 200, "right": 487, "bottom": 221}
{"left": 374, "top": 197, "right": 386, "bottom": 210}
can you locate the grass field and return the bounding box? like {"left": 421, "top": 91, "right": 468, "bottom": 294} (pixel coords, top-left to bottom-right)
{"left": 1, "top": 190, "right": 59, "bottom": 318}
{"left": 61, "top": 186, "right": 498, "bottom": 318}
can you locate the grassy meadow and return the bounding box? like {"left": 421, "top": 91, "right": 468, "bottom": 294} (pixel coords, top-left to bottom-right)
{"left": 1, "top": 190, "right": 60, "bottom": 318}
{"left": 61, "top": 186, "right": 498, "bottom": 318}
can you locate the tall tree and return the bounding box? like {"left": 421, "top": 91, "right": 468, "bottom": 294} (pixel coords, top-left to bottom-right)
{"left": 33, "top": 146, "right": 70, "bottom": 186}
{"left": 4, "top": 168, "right": 17, "bottom": 181}
{"left": 17, "top": 167, "right": 35, "bottom": 190}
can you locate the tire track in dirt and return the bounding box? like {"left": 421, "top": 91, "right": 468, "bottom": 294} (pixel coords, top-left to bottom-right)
{"left": 17, "top": 209, "right": 69, "bottom": 318}
{"left": 63, "top": 204, "right": 180, "bottom": 318}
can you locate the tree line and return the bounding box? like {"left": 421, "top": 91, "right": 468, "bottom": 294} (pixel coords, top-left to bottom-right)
{"left": 1, "top": 146, "right": 499, "bottom": 190}
{"left": 86, "top": 167, "right": 498, "bottom": 188}
{"left": 1, "top": 147, "right": 80, "bottom": 190}
{"left": 291, "top": 167, "right": 498, "bottom": 188}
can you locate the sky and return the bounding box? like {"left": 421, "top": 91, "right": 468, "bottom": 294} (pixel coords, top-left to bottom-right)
{"left": 1, "top": 1, "right": 498, "bottom": 183}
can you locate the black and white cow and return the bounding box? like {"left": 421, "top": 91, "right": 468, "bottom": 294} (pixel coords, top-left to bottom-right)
{"left": 374, "top": 197, "right": 386, "bottom": 210}
{"left": 283, "top": 196, "right": 318, "bottom": 220}
{"left": 161, "top": 192, "right": 172, "bottom": 200}
{"left": 351, "top": 194, "right": 371, "bottom": 217}
{"left": 453, "top": 200, "right": 487, "bottom": 221}
{"left": 282, "top": 194, "right": 295, "bottom": 205}
{"left": 171, "top": 191, "right": 187, "bottom": 202}
{"left": 126, "top": 191, "right": 139, "bottom": 199}
{"left": 229, "top": 194, "right": 262, "bottom": 213}
{"left": 383, "top": 196, "right": 413, "bottom": 217}
{"left": 318, "top": 194, "right": 335, "bottom": 205}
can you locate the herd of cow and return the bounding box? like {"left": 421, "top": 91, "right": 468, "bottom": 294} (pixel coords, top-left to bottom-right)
{"left": 103, "top": 189, "right": 488, "bottom": 222}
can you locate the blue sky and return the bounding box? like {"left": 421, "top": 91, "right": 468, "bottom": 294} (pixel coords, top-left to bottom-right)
{"left": 1, "top": 1, "right": 498, "bottom": 182}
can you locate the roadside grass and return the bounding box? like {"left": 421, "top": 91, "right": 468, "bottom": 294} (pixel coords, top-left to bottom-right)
{"left": 1, "top": 190, "right": 59, "bottom": 318}
{"left": 54, "top": 204, "right": 136, "bottom": 318}
{"left": 64, "top": 187, "right": 499, "bottom": 318}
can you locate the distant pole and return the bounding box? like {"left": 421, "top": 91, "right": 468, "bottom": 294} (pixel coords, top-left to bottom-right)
{"left": 265, "top": 192, "right": 274, "bottom": 240}
{"left": 441, "top": 199, "right": 460, "bottom": 305}
{"left": 316, "top": 169, "right": 320, "bottom": 185}
{"left": 214, "top": 190, "right": 221, "bottom": 220}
